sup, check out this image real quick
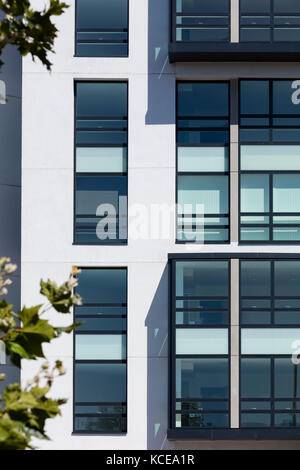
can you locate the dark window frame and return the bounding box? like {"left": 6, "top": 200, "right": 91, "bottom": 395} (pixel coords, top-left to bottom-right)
{"left": 73, "top": 81, "right": 128, "bottom": 246}
{"left": 168, "top": 253, "right": 300, "bottom": 439}
{"left": 238, "top": 78, "right": 300, "bottom": 245}
{"left": 239, "top": 0, "right": 300, "bottom": 44}
{"left": 169, "top": 257, "right": 231, "bottom": 430}
{"left": 74, "top": 0, "right": 129, "bottom": 58}
{"left": 73, "top": 266, "right": 128, "bottom": 435}
{"left": 176, "top": 81, "right": 231, "bottom": 245}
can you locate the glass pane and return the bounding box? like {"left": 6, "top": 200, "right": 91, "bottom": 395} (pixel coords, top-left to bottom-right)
{"left": 273, "top": 228, "right": 300, "bottom": 241}
{"left": 240, "top": 413, "right": 271, "bottom": 427}
{"left": 75, "top": 363, "right": 126, "bottom": 402}
{"left": 240, "top": 261, "right": 271, "bottom": 297}
{"left": 241, "top": 311, "right": 271, "bottom": 324}
{"left": 180, "top": 413, "right": 228, "bottom": 427}
{"left": 241, "top": 299, "right": 271, "bottom": 309}
{"left": 275, "top": 311, "right": 300, "bottom": 324}
{"left": 241, "top": 328, "right": 300, "bottom": 354}
{"left": 77, "top": 269, "right": 126, "bottom": 304}
{"left": 75, "top": 175, "right": 127, "bottom": 215}
{"left": 177, "top": 0, "right": 229, "bottom": 14}
{"left": 77, "top": 0, "right": 128, "bottom": 29}
{"left": 275, "top": 358, "right": 300, "bottom": 398}
{"left": 274, "top": 261, "right": 300, "bottom": 297}
{"left": 180, "top": 401, "right": 228, "bottom": 411}
{"left": 74, "top": 416, "right": 126, "bottom": 432}
{"left": 75, "top": 404, "right": 126, "bottom": 413}
{"left": 275, "top": 300, "right": 300, "bottom": 309}
{"left": 240, "top": 227, "right": 270, "bottom": 241}
{"left": 274, "top": 413, "right": 300, "bottom": 427}
{"left": 274, "top": 28, "right": 300, "bottom": 42}
{"left": 176, "top": 299, "right": 229, "bottom": 309}
{"left": 241, "top": 401, "right": 271, "bottom": 410}
{"left": 176, "top": 358, "right": 229, "bottom": 399}
{"left": 76, "top": 82, "right": 127, "bottom": 117}
{"left": 178, "top": 175, "right": 228, "bottom": 215}
{"left": 74, "top": 306, "right": 126, "bottom": 316}
{"left": 177, "top": 147, "right": 228, "bottom": 172}
{"left": 241, "top": 146, "right": 300, "bottom": 171}
{"left": 177, "top": 83, "right": 228, "bottom": 117}
{"left": 76, "top": 147, "right": 127, "bottom": 173}
{"left": 241, "top": 358, "right": 271, "bottom": 398}
{"left": 240, "top": 0, "right": 271, "bottom": 14}
{"left": 176, "top": 27, "right": 229, "bottom": 41}
{"left": 273, "top": 81, "right": 300, "bottom": 115}
{"left": 77, "top": 44, "right": 128, "bottom": 57}
{"left": 176, "top": 311, "right": 228, "bottom": 325}
{"left": 75, "top": 334, "right": 126, "bottom": 360}
{"left": 240, "top": 28, "right": 271, "bottom": 42}
{"left": 76, "top": 317, "right": 126, "bottom": 331}
{"left": 274, "top": 0, "right": 300, "bottom": 14}
{"left": 273, "top": 174, "right": 300, "bottom": 213}
{"left": 240, "top": 174, "right": 269, "bottom": 213}
{"left": 176, "top": 328, "right": 228, "bottom": 354}
{"left": 175, "top": 261, "right": 229, "bottom": 297}
{"left": 240, "top": 81, "right": 269, "bottom": 115}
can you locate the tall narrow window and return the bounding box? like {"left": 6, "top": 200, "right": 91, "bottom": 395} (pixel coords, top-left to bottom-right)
{"left": 176, "top": 82, "right": 229, "bottom": 243}
{"left": 175, "top": 0, "right": 230, "bottom": 42}
{"left": 75, "top": 0, "right": 128, "bottom": 57}
{"left": 171, "top": 260, "right": 230, "bottom": 429}
{"left": 239, "top": 80, "right": 300, "bottom": 243}
{"left": 74, "top": 82, "right": 128, "bottom": 244}
{"left": 240, "top": 0, "right": 300, "bottom": 43}
{"left": 240, "top": 260, "right": 300, "bottom": 427}
{"left": 74, "top": 268, "right": 127, "bottom": 433}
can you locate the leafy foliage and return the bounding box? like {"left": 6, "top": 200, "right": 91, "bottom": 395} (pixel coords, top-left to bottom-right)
{"left": 0, "top": 258, "right": 83, "bottom": 449}
{"left": 0, "top": 0, "right": 69, "bottom": 70}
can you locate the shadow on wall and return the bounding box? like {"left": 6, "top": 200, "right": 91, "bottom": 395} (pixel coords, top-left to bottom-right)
{"left": 146, "top": 0, "right": 175, "bottom": 125}
{"left": 145, "top": 264, "right": 169, "bottom": 449}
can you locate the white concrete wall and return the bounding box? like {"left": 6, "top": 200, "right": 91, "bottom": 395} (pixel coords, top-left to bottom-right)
{"left": 22, "top": 0, "right": 300, "bottom": 449}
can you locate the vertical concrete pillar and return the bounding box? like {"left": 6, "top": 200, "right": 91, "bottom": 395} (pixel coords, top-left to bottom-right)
{"left": 231, "top": 0, "right": 239, "bottom": 43}
{"left": 231, "top": 258, "right": 239, "bottom": 428}
{"left": 230, "top": 79, "right": 239, "bottom": 244}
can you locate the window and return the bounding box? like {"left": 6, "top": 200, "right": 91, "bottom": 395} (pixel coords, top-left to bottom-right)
{"left": 175, "top": 0, "right": 230, "bottom": 42}
{"left": 240, "top": 0, "right": 300, "bottom": 43}
{"left": 176, "top": 82, "right": 229, "bottom": 243}
{"left": 239, "top": 80, "right": 300, "bottom": 243}
{"left": 75, "top": 0, "right": 128, "bottom": 57}
{"left": 171, "top": 260, "right": 230, "bottom": 429}
{"left": 240, "top": 260, "right": 300, "bottom": 428}
{"left": 74, "top": 268, "right": 127, "bottom": 433}
{"left": 169, "top": 255, "right": 300, "bottom": 436}
{"left": 74, "top": 82, "right": 128, "bottom": 244}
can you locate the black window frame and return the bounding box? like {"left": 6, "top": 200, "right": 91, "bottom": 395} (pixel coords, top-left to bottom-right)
{"left": 73, "top": 266, "right": 128, "bottom": 435}
{"left": 176, "top": 80, "right": 230, "bottom": 245}
{"left": 74, "top": 0, "right": 129, "bottom": 58}
{"left": 238, "top": 78, "right": 300, "bottom": 245}
{"left": 171, "top": 0, "right": 231, "bottom": 44}
{"left": 73, "top": 80, "right": 128, "bottom": 246}
{"left": 239, "top": 0, "right": 300, "bottom": 44}
{"left": 169, "top": 258, "right": 231, "bottom": 431}
{"left": 168, "top": 253, "right": 300, "bottom": 440}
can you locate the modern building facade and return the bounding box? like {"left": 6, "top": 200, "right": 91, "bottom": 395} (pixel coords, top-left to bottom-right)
{"left": 18, "top": 0, "right": 300, "bottom": 449}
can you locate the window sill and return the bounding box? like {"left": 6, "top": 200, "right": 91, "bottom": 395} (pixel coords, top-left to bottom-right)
{"left": 169, "top": 42, "right": 300, "bottom": 63}
{"left": 168, "top": 428, "right": 300, "bottom": 440}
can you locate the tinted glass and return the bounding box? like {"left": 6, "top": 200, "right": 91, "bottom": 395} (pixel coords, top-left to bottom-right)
{"left": 75, "top": 363, "right": 126, "bottom": 402}
{"left": 76, "top": 83, "right": 127, "bottom": 117}
{"left": 275, "top": 261, "right": 300, "bottom": 297}
{"left": 77, "top": 269, "right": 126, "bottom": 304}
{"left": 241, "top": 358, "right": 271, "bottom": 398}
{"left": 240, "top": 261, "right": 271, "bottom": 297}
{"left": 176, "top": 261, "right": 229, "bottom": 297}
{"left": 178, "top": 83, "right": 228, "bottom": 117}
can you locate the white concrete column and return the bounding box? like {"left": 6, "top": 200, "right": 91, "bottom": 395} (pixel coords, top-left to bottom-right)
{"left": 230, "top": 79, "right": 239, "bottom": 244}
{"left": 230, "top": 258, "right": 239, "bottom": 428}
{"left": 231, "top": 0, "right": 239, "bottom": 43}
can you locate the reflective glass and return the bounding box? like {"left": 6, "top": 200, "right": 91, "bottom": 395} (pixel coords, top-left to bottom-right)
{"left": 75, "top": 363, "right": 126, "bottom": 402}
{"left": 77, "top": 269, "right": 126, "bottom": 304}
{"left": 175, "top": 261, "right": 229, "bottom": 297}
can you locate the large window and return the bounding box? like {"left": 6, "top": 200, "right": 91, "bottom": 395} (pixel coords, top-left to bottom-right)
{"left": 171, "top": 260, "right": 230, "bottom": 429}
{"left": 74, "top": 268, "right": 127, "bottom": 433}
{"left": 240, "top": 0, "right": 300, "bottom": 43}
{"left": 75, "top": 0, "right": 128, "bottom": 57}
{"left": 74, "top": 82, "right": 128, "bottom": 244}
{"left": 239, "top": 80, "right": 300, "bottom": 243}
{"left": 169, "top": 255, "right": 300, "bottom": 436}
{"left": 175, "top": 0, "right": 230, "bottom": 42}
{"left": 176, "top": 82, "right": 230, "bottom": 243}
{"left": 240, "top": 260, "right": 300, "bottom": 427}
